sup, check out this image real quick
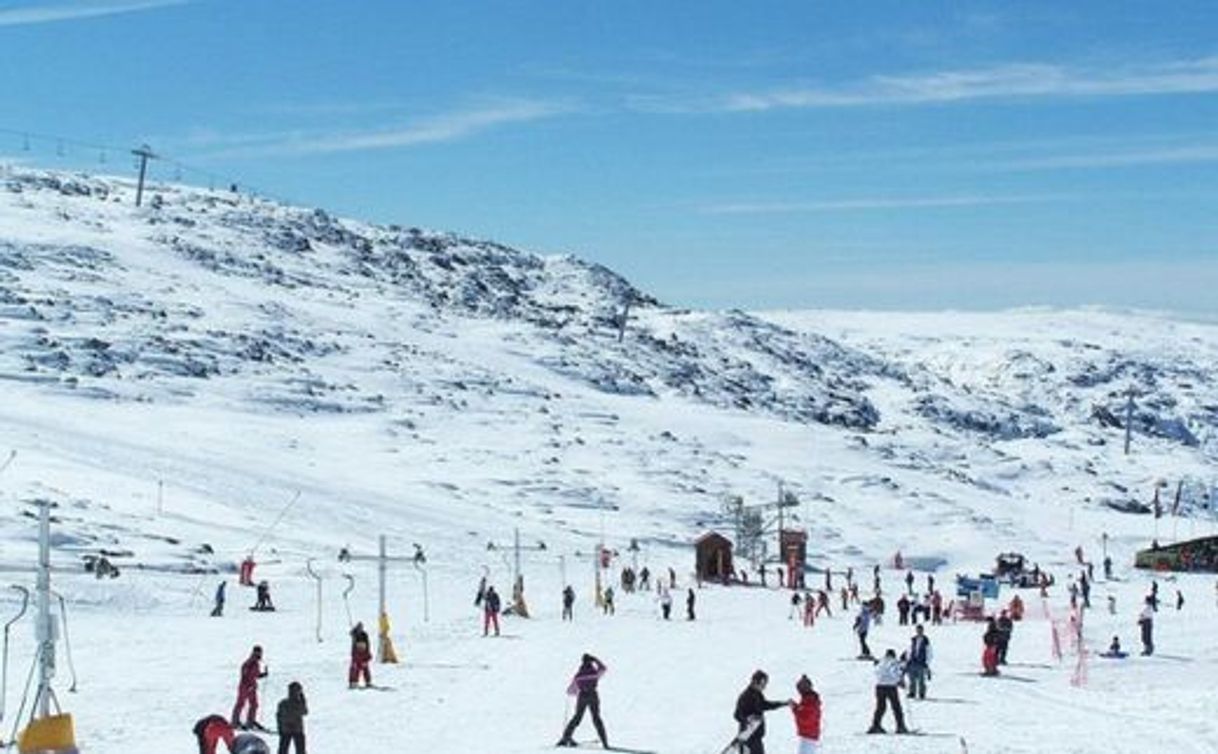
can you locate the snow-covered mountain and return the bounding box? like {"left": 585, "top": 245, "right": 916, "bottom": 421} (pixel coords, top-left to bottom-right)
{"left": 1, "top": 167, "right": 1216, "bottom": 753}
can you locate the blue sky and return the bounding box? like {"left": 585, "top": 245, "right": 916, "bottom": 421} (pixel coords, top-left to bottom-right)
{"left": 2, "top": 1, "right": 1216, "bottom": 312}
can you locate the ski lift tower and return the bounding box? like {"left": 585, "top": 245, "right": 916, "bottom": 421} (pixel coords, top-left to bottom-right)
{"left": 722, "top": 484, "right": 802, "bottom": 568}
{"left": 5, "top": 500, "right": 79, "bottom": 753}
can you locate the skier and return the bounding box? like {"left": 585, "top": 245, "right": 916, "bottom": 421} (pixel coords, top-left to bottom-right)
{"left": 274, "top": 681, "right": 307, "bottom": 754}
{"left": 686, "top": 588, "right": 696, "bottom": 621}
{"left": 232, "top": 645, "right": 269, "bottom": 730}
{"left": 930, "top": 591, "right": 943, "bottom": 625}
{"left": 926, "top": 573, "right": 935, "bottom": 595}
{"left": 194, "top": 714, "right": 235, "bottom": 754}
{"left": 1008, "top": 594, "right": 1025, "bottom": 621}
{"left": 603, "top": 586, "right": 616, "bottom": 616}
{"left": 802, "top": 592, "right": 816, "bottom": 628}
{"left": 1176, "top": 589, "right": 1185, "bottom": 611}
{"left": 557, "top": 654, "right": 610, "bottom": 748}
{"left": 1138, "top": 598, "right": 1155, "bottom": 656}
{"left": 483, "top": 585, "right": 501, "bottom": 636}
{"left": 1103, "top": 556, "right": 1113, "bottom": 581}
{"left": 668, "top": 566, "right": 676, "bottom": 589}
{"left": 904, "top": 570, "right": 914, "bottom": 595}
{"left": 212, "top": 581, "right": 226, "bottom": 617}
{"left": 733, "top": 670, "right": 789, "bottom": 754}
{"left": 981, "top": 618, "right": 1001, "bottom": 675}
{"left": 815, "top": 590, "right": 831, "bottom": 618}
{"left": 867, "top": 649, "right": 909, "bottom": 734}
{"left": 905, "top": 624, "right": 932, "bottom": 700}
{"left": 839, "top": 587, "right": 848, "bottom": 613}
{"left": 348, "top": 622, "right": 372, "bottom": 689}
{"left": 239, "top": 555, "right": 256, "bottom": 587}
{"left": 1149, "top": 580, "right": 1160, "bottom": 612}
{"left": 562, "top": 585, "right": 575, "bottom": 621}
{"left": 639, "top": 566, "right": 650, "bottom": 590}
{"left": 1080, "top": 572, "right": 1091, "bottom": 609}
{"left": 659, "top": 586, "right": 673, "bottom": 620}
{"left": 853, "top": 604, "right": 872, "bottom": 658}
{"left": 789, "top": 591, "right": 802, "bottom": 620}
{"left": 760, "top": 561, "right": 768, "bottom": 587}
{"left": 790, "top": 675, "right": 822, "bottom": 754}
{"left": 1107, "top": 594, "right": 1117, "bottom": 615}
{"left": 251, "top": 581, "right": 274, "bottom": 612}
{"left": 996, "top": 609, "right": 1014, "bottom": 665}
{"left": 896, "top": 594, "right": 910, "bottom": 626}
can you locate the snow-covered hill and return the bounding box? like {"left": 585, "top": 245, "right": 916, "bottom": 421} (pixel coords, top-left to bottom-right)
{"left": 0, "top": 167, "right": 1216, "bottom": 754}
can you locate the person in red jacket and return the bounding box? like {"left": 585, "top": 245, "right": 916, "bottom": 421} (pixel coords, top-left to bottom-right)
{"left": 790, "top": 675, "right": 822, "bottom": 754}
{"left": 232, "top": 645, "right": 269, "bottom": 730}
{"left": 194, "top": 714, "right": 236, "bottom": 754}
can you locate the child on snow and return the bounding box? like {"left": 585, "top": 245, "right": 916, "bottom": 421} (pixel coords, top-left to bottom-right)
{"left": 349, "top": 622, "right": 372, "bottom": 688}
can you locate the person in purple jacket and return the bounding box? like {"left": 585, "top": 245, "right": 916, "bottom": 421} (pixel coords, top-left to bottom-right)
{"left": 557, "top": 654, "right": 610, "bottom": 748}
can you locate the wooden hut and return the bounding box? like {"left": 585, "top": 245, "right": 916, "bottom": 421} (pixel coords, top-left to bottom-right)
{"left": 695, "top": 532, "right": 734, "bottom": 581}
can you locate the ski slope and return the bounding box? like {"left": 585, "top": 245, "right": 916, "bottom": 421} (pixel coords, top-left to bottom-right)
{"left": 0, "top": 167, "right": 1216, "bottom": 752}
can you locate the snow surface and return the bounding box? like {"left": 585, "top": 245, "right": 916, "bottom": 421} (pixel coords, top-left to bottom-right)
{"left": 0, "top": 167, "right": 1216, "bottom": 753}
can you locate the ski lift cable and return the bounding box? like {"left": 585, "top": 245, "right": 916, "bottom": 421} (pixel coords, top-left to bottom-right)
{"left": 246, "top": 490, "right": 302, "bottom": 557}
{"left": 5, "top": 643, "right": 40, "bottom": 746}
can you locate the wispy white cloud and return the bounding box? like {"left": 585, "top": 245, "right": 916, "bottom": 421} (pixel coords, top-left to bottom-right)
{"left": 658, "top": 57, "right": 1218, "bottom": 113}
{"left": 699, "top": 194, "right": 1066, "bottom": 215}
{"left": 0, "top": 0, "right": 186, "bottom": 27}
{"left": 991, "top": 144, "right": 1218, "bottom": 171}
{"left": 188, "top": 100, "right": 572, "bottom": 160}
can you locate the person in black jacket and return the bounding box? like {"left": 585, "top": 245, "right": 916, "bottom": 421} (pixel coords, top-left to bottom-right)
{"left": 733, "top": 670, "right": 790, "bottom": 754}
{"left": 275, "top": 681, "right": 307, "bottom": 754}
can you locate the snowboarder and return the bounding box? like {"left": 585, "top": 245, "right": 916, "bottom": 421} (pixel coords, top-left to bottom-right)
{"left": 687, "top": 587, "right": 696, "bottom": 621}
{"left": 212, "top": 581, "right": 226, "bottom": 617}
{"left": 734, "top": 670, "right": 789, "bottom": 754}
{"left": 251, "top": 581, "right": 274, "bottom": 612}
{"left": 853, "top": 604, "right": 873, "bottom": 658}
{"left": 562, "top": 585, "right": 575, "bottom": 621}
{"left": 348, "top": 622, "right": 372, "bottom": 688}
{"left": 867, "top": 649, "right": 909, "bottom": 734}
{"left": 275, "top": 681, "right": 307, "bottom": 754}
{"left": 981, "top": 618, "right": 1001, "bottom": 675}
{"left": 483, "top": 585, "right": 501, "bottom": 636}
{"left": 1138, "top": 598, "right": 1155, "bottom": 656}
{"left": 905, "top": 624, "right": 932, "bottom": 700}
{"left": 232, "top": 645, "right": 268, "bottom": 730}
{"left": 790, "top": 675, "right": 821, "bottom": 754}
{"left": 557, "top": 654, "right": 610, "bottom": 748}
{"left": 194, "top": 714, "right": 235, "bottom": 754}
{"left": 1101, "top": 636, "right": 1128, "bottom": 659}
{"left": 996, "top": 609, "right": 1014, "bottom": 664}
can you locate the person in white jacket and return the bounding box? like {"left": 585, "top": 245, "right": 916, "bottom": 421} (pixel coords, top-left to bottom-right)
{"left": 867, "top": 649, "right": 909, "bottom": 734}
